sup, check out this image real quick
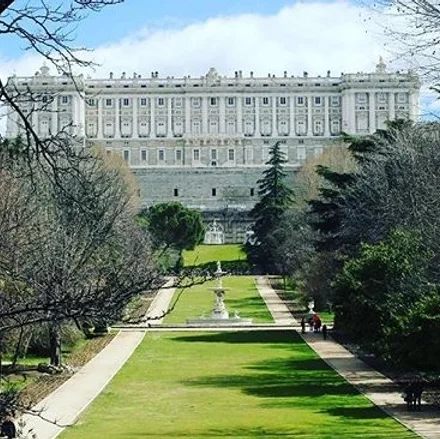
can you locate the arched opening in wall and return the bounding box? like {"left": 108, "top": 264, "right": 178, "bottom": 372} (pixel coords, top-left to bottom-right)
{"left": 204, "top": 220, "right": 224, "bottom": 245}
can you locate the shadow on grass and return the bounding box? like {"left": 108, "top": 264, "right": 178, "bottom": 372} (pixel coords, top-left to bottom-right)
{"left": 172, "top": 329, "right": 300, "bottom": 345}
{"left": 324, "top": 406, "right": 389, "bottom": 420}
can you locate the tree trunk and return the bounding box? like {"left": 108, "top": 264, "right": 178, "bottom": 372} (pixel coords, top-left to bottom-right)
{"left": 49, "top": 323, "right": 62, "bottom": 367}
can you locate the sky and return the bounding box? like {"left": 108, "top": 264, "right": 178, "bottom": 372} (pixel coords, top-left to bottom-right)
{"left": 0, "top": 0, "right": 437, "bottom": 119}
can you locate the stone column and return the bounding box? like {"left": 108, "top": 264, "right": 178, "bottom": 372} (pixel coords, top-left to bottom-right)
{"left": 272, "top": 96, "right": 278, "bottom": 136}
{"left": 219, "top": 96, "right": 226, "bottom": 134}
{"left": 409, "top": 90, "right": 419, "bottom": 121}
{"left": 97, "top": 98, "right": 103, "bottom": 138}
{"left": 150, "top": 98, "right": 156, "bottom": 137}
{"left": 389, "top": 92, "right": 396, "bottom": 121}
{"left": 132, "top": 95, "right": 138, "bottom": 138}
{"left": 351, "top": 93, "right": 357, "bottom": 133}
{"left": 202, "top": 96, "right": 208, "bottom": 134}
{"left": 237, "top": 96, "right": 243, "bottom": 134}
{"left": 185, "top": 97, "right": 191, "bottom": 134}
{"left": 114, "top": 97, "right": 121, "bottom": 139}
{"left": 289, "top": 96, "right": 295, "bottom": 136}
{"left": 307, "top": 95, "right": 313, "bottom": 136}
{"left": 51, "top": 97, "right": 58, "bottom": 135}
{"left": 324, "top": 95, "right": 330, "bottom": 137}
{"left": 369, "top": 92, "right": 376, "bottom": 134}
{"left": 255, "top": 96, "right": 260, "bottom": 136}
{"left": 167, "top": 97, "right": 173, "bottom": 137}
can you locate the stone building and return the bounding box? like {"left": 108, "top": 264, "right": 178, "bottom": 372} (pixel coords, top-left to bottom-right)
{"left": 6, "top": 60, "right": 420, "bottom": 242}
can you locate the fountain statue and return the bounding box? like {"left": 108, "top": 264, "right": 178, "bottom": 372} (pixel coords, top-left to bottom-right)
{"left": 186, "top": 261, "right": 253, "bottom": 326}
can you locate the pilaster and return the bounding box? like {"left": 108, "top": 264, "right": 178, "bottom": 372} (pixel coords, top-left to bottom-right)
{"left": 132, "top": 96, "right": 138, "bottom": 138}
{"left": 114, "top": 97, "right": 121, "bottom": 139}
{"left": 307, "top": 95, "right": 313, "bottom": 136}
{"left": 237, "top": 96, "right": 243, "bottom": 134}
{"left": 289, "top": 96, "right": 295, "bottom": 136}
{"left": 202, "top": 96, "right": 208, "bottom": 134}
{"left": 219, "top": 96, "right": 226, "bottom": 134}
{"left": 167, "top": 97, "right": 173, "bottom": 138}
{"left": 255, "top": 96, "right": 260, "bottom": 136}
{"left": 389, "top": 92, "right": 396, "bottom": 121}
{"left": 272, "top": 96, "right": 278, "bottom": 136}
{"left": 97, "top": 98, "right": 103, "bottom": 138}
{"left": 369, "top": 92, "right": 376, "bottom": 134}
{"left": 150, "top": 98, "right": 156, "bottom": 137}
{"left": 324, "top": 96, "right": 330, "bottom": 137}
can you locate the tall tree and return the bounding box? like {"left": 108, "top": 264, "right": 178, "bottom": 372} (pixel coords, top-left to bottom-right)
{"left": 247, "top": 141, "right": 294, "bottom": 271}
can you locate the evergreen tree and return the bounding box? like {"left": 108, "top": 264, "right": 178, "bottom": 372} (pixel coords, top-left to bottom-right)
{"left": 248, "top": 141, "right": 294, "bottom": 271}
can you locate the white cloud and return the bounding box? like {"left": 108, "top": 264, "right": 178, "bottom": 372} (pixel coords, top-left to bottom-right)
{"left": 1, "top": 1, "right": 388, "bottom": 80}
{"left": 89, "top": 1, "right": 386, "bottom": 78}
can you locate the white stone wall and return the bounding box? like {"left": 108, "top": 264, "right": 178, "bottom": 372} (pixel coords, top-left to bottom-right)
{"left": 4, "top": 64, "right": 421, "bottom": 214}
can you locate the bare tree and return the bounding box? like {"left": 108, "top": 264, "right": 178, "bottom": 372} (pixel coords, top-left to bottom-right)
{"left": 372, "top": 0, "right": 440, "bottom": 81}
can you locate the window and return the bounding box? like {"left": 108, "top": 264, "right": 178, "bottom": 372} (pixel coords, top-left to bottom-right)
{"left": 209, "top": 119, "right": 219, "bottom": 134}
{"left": 140, "top": 98, "right": 147, "bottom": 106}
{"left": 377, "top": 93, "right": 387, "bottom": 103}
{"left": 174, "top": 98, "right": 183, "bottom": 107}
{"left": 212, "top": 188, "right": 217, "bottom": 196}
{"left": 42, "top": 96, "right": 48, "bottom": 103}
{"left": 227, "top": 97, "right": 235, "bottom": 106}
{"left": 105, "top": 98, "right": 112, "bottom": 107}
{"left": 262, "top": 97, "right": 269, "bottom": 106}
{"left": 192, "top": 97, "right": 201, "bottom": 108}
{"left": 192, "top": 120, "right": 201, "bottom": 135}
{"left": 279, "top": 97, "right": 287, "bottom": 105}
{"left": 331, "top": 96, "right": 340, "bottom": 106}
{"left": 123, "top": 149, "right": 130, "bottom": 162}
{"left": 61, "top": 95, "right": 69, "bottom": 104}
{"left": 157, "top": 98, "right": 165, "bottom": 107}
{"left": 297, "top": 96, "right": 304, "bottom": 105}
{"left": 250, "top": 188, "right": 255, "bottom": 197}
{"left": 175, "top": 149, "right": 182, "bottom": 161}
{"left": 87, "top": 99, "right": 95, "bottom": 106}
{"left": 397, "top": 93, "right": 407, "bottom": 103}
{"left": 227, "top": 120, "right": 236, "bottom": 134}
{"left": 211, "top": 149, "right": 217, "bottom": 161}
{"left": 314, "top": 119, "right": 323, "bottom": 135}
{"left": 314, "top": 96, "right": 321, "bottom": 106}
{"left": 357, "top": 93, "right": 367, "bottom": 103}
{"left": 210, "top": 97, "right": 217, "bottom": 106}
{"left": 245, "top": 97, "right": 252, "bottom": 106}
{"left": 193, "top": 148, "right": 200, "bottom": 161}
{"left": 140, "top": 149, "right": 147, "bottom": 162}
{"left": 174, "top": 188, "right": 179, "bottom": 197}
{"left": 228, "top": 149, "right": 235, "bottom": 161}
{"left": 158, "top": 149, "right": 165, "bottom": 161}
{"left": 123, "top": 98, "right": 130, "bottom": 106}
{"left": 244, "top": 120, "right": 254, "bottom": 136}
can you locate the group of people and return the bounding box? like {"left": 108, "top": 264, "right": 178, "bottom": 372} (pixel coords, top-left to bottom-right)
{"left": 402, "top": 381, "right": 425, "bottom": 411}
{"left": 300, "top": 314, "right": 327, "bottom": 339}
{"left": 0, "top": 413, "right": 16, "bottom": 439}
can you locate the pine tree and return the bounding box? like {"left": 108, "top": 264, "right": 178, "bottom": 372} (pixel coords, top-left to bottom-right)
{"left": 248, "top": 141, "right": 294, "bottom": 271}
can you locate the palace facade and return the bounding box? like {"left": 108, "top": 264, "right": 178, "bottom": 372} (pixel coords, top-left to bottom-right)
{"left": 6, "top": 61, "right": 420, "bottom": 242}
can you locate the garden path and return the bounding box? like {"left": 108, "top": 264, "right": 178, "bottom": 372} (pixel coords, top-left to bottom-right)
{"left": 19, "top": 280, "right": 176, "bottom": 439}
{"left": 254, "top": 276, "right": 440, "bottom": 439}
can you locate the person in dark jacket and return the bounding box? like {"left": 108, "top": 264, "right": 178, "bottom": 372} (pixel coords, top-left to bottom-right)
{"left": 1, "top": 413, "right": 16, "bottom": 439}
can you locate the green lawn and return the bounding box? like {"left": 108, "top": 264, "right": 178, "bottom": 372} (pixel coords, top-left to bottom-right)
{"left": 59, "top": 330, "right": 418, "bottom": 439}
{"left": 164, "top": 276, "right": 273, "bottom": 324}
{"left": 183, "top": 244, "right": 246, "bottom": 266}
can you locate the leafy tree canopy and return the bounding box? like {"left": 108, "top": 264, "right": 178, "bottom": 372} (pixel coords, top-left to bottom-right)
{"left": 141, "top": 202, "right": 204, "bottom": 252}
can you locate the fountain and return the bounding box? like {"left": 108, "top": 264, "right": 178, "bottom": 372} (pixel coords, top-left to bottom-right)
{"left": 186, "top": 261, "right": 253, "bottom": 326}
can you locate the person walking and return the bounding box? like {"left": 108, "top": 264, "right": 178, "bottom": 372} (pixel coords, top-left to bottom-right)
{"left": 322, "top": 324, "right": 328, "bottom": 340}
{"left": 300, "top": 317, "right": 306, "bottom": 334}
